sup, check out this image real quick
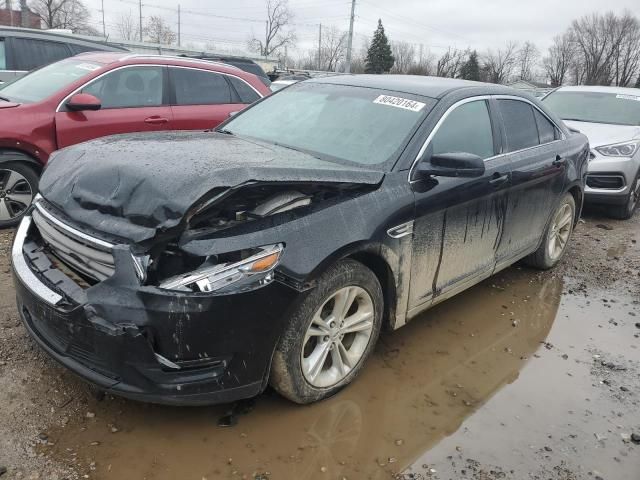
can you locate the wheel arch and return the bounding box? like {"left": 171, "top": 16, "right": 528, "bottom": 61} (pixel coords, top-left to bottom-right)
{"left": 0, "top": 149, "right": 44, "bottom": 175}
{"left": 566, "top": 183, "right": 583, "bottom": 224}
{"left": 305, "top": 241, "right": 400, "bottom": 331}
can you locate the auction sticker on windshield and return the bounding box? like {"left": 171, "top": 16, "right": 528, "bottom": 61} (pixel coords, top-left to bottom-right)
{"left": 616, "top": 94, "right": 640, "bottom": 101}
{"left": 373, "top": 95, "right": 426, "bottom": 112}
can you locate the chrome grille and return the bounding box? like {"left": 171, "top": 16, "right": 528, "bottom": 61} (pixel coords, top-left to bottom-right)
{"left": 32, "top": 202, "right": 115, "bottom": 282}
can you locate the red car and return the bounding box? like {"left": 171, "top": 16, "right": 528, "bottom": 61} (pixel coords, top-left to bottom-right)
{"left": 0, "top": 52, "right": 270, "bottom": 227}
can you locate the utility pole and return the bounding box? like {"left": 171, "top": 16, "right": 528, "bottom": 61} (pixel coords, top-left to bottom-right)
{"left": 264, "top": 20, "right": 268, "bottom": 57}
{"left": 345, "top": 0, "right": 356, "bottom": 73}
{"left": 100, "top": 0, "right": 106, "bottom": 37}
{"left": 177, "top": 4, "right": 181, "bottom": 46}
{"left": 8, "top": 0, "right": 13, "bottom": 27}
{"left": 138, "top": 0, "right": 143, "bottom": 42}
{"left": 318, "top": 23, "right": 322, "bottom": 70}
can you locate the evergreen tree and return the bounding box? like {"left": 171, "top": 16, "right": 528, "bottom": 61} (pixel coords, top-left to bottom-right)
{"left": 365, "top": 20, "right": 394, "bottom": 74}
{"left": 460, "top": 50, "right": 480, "bottom": 81}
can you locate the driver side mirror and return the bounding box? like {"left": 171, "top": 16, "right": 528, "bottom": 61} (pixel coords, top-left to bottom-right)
{"left": 417, "top": 152, "right": 485, "bottom": 178}
{"left": 66, "top": 93, "right": 102, "bottom": 112}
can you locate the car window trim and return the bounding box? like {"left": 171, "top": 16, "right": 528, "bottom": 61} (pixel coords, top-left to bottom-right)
{"left": 56, "top": 63, "right": 167, "bottom": 112}
{"left": 56, "top": 64, "right": 263, "bottom": 112}
{"left": 408, "top": 95, "right": 495, "bottom": 182}
{"left": 167, "top": 65, "right": 263, "bottom": 105}
{"left": 493, "top": 94, "right": 565, "bottom": 142}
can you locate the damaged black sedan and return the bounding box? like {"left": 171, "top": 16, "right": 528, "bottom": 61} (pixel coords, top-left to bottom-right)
{"left": 12, "top": 76, "right": 589, "bottom": 405}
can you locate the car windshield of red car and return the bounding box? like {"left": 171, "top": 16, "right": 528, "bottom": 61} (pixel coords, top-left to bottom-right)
{"left": 0, "top": 58, "right": 102, "bottom": 104}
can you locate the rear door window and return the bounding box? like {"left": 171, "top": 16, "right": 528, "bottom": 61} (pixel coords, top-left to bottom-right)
{"left": 430, "top": 100, "right": 495, "bottom": 159}
{"left": 498, "top": 99, "right": 540, "bottom": 152}
{"left": 170, "top": 68, "right": 232, "bottom": 105}
{"left": 81, "top": 66, "right": 164, "bottom": 108}
{"left": 533, "top": 109, "right": 558, "bottom": 144}
{"left": 0, "top": 39, "right": 6, "bottom": 70}
{"left": 228, "top": 76, "right": 260, "bottom": 104}
{"left": 12, "top": 38, "right": 72, "bottom": 71}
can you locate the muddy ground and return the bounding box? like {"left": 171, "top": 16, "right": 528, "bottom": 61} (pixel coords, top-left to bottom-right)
{"left": 0, "top": 206, "right": 638, "bottom": 480}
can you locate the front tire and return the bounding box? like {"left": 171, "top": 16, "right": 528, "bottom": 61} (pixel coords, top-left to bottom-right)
{"left": 524, "top": 193, "right": 576, "bottom": 270}
{"left": 607, "top": 172, "right": 639, "bottom": 220}
{"left": 270, "top": 259, "right": 383, "bottom": 404}
{"left": 0, "top": 162, "right": 38, "bottom": 229}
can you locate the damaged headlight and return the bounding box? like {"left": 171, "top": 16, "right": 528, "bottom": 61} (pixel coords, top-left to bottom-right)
{"left": 159, "top": 244, "right": 284, "bottom": 293}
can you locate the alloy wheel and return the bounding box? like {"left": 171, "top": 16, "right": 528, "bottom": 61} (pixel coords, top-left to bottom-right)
{"left": 0, "top": 168, "right": 33, "bottom": 222}
{"left": 301, "top": 286, "right": 375, "bottom": 388}
{"left": 547, "top": 203, "right": 573, "bottom": 261}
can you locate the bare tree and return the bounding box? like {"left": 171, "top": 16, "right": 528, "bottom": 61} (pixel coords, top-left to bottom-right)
{"left": 144, "top": 15, "right": 176, "bottom": 45}
{"left": 570, "top": 12, "right": 633, "bottom": 85}
{"left": 249, "top": 0, "right": 295, "bottom": 57}
{"left": 29, "top": 0, "right": 96, "bottom": 34}
{"left": 391, "top": 41, "right": 416, "bottom": 74}
{"left": 543, "top": 33, "right": 575, "bottom": 87}
{"left": 436, "top": 48, "right": 466, "bottom": 78}
{"left": 612, "top": 13, "right": 640, "bottom": 87}
{"left": 115, "top": 11, "right": 139, "bottom": 41}
{"left": 320, "top": 26, "right": 347, "bottom": 71}
{"left": 483, "top": 42, "right": 518, "bottom": 84}
{"left": 517, "top": 41, "right": 539, "bottom": 81}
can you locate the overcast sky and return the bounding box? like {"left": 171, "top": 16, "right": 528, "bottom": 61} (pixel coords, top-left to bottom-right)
{"left": 83, "top": 0, "right": 640, "bottom": 58}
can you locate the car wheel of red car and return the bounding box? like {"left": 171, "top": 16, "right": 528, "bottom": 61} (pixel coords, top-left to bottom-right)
{"left": 0, "top": 162, "right": 38, "bottom": 228}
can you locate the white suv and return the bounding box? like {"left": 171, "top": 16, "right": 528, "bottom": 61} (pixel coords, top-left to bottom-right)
{"left": 543, "top": 86, "right": 640, "bottom": 219}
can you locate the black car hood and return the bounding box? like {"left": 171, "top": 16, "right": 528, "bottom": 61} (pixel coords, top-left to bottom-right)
{"left": 39, "top": 131, "right": 385, "bottom": 242}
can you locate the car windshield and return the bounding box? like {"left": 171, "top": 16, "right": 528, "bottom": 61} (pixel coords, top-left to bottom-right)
{"left": 543, "top": 90, "right": 640, "bottom": 126}
{"left": 220, "top": 82, "right": 435, "bottom": 168}
{"left": 0, "top": 58, "right": 102, "bottom": 103}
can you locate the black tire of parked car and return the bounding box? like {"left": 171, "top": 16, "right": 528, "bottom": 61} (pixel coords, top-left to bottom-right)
{"left": 0, "top": 162, "right": 39, "bottom": 229}
{"left": 270, "top": 259, "right": 383, "bottom": 404}
{"left": 607, "top": 171, "right": 639, "bottom": 221}
{"left": 524, "top": 193, "right": 576, "bottom": 270}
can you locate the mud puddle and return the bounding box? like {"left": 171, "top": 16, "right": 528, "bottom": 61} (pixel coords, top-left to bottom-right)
{"left": 37, "top": 268, "right": 640, "bottom": 480}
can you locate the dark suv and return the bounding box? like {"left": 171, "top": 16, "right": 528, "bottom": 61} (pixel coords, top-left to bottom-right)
{"left": 0, "top": 26, "right": 126, "bottom": 84}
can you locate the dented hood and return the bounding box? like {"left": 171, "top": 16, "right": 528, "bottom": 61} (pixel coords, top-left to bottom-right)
{"left": 39, "top": 131, "right": 385, "bottom": 242}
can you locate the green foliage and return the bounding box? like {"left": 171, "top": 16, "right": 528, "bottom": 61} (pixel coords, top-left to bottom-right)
{"left": 365, "top": 20, "right": 395, "bottom": 74}
{"left": 460, "top": 51, "right": 481, "bottom": 81}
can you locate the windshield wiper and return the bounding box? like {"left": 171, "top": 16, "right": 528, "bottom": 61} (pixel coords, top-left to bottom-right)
{"left": 217, "top": 129, "right": 234, "bottom": 135}
{"left": 0, "top": 95, "right": 11, "bottom": 102}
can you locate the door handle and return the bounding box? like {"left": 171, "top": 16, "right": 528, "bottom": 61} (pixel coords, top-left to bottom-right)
{"left": 489, "top": 173, "right": 509, "bottom": 186}
{"left": 552, "top": 155, "right": 566, "bottom": 167}
{"left": 144, "top": 116, "right": 169, "bottom": 125}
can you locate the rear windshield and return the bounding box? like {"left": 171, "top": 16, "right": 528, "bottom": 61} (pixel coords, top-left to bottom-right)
{"left": 0, "top": 58, "right": 102, "bottom": 103}
{"left": 543, "top": 91, "right": 640, "bottom": 126}
{"left": 221, "top": 82, "right": 435, "bottom": 168}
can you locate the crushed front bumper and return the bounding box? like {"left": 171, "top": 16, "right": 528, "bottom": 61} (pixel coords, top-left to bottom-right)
{"left": 12, "top": 215, "right": 299, "bottom": 406}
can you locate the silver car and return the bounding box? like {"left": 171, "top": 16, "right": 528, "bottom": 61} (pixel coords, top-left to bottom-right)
{"left": 543, "top": 86, "right": 640, "bottom": 219}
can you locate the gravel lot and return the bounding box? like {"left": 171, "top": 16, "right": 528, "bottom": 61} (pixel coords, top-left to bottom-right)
{"left": 0, "top": 205, "right": 638, "bottom": 480}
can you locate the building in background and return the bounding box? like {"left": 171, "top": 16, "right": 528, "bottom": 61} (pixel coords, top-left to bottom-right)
{"left": 0, "top": 1, "right": 41, "bottom": 29}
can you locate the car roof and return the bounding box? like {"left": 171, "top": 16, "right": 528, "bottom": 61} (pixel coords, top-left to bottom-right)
{"left": 0, "top": 26, "right": 126, "bottom": 51}
{"left": 307, "top": 74, "right": 506, "bottom": 99}
{"left": 72, "top": 52, "right": 247, "bottom": 74}
{"left": 555, "top": 85, "right": 640, "bottom": 95}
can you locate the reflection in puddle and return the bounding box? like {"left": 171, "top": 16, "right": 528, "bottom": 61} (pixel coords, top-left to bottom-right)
{"left": 44, "top": 269, "right": 563, "bottom": 479}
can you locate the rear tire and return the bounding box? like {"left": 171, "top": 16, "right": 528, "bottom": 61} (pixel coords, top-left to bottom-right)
{"left": 270, "top": 259, "right": 383, "bottom": 404}
{"left": 0, "top": 162, "right": 39, "bottom": 229}
{"left": 607, "top": 172, "right": 639, "bottom": 220}
{"left": 524, "top": 193, "right": 576, "bottom": 270}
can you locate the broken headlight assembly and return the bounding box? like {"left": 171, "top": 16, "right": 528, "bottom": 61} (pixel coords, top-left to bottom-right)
{"left": 158, "top": 244, "right": 284, "bottom": 293}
